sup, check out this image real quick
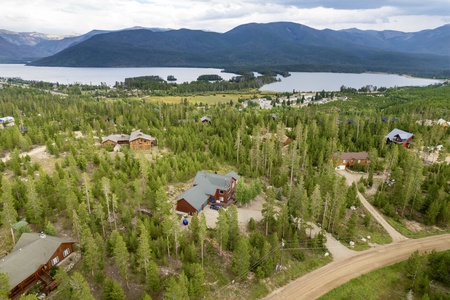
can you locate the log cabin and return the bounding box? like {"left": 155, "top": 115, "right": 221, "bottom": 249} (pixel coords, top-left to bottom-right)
{"left": 0, "top": 233, "right": 75, "bottom": 299}
{"left": 176, "top": 171, "right": 239, "bottom": 215}
{"left": 101, "top": 129, "right": 156, "bottom": 150}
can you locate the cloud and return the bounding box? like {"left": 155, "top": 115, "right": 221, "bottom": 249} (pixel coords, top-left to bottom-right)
{"left": 0, "top": 0, "right": 448, "bottom": 34}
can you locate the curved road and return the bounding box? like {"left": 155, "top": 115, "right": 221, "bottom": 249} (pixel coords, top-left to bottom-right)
{"left": 264, "top": 170, "right": 447, "bottom": 299}
{"left": 265, "top": 234, "right": 450, "bottom": 300}
{"left": 337, "top": 170, "right": 407, "bottom": 242}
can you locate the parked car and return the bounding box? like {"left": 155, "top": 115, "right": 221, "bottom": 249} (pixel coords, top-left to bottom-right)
{"left": 210, "top": 204, "right": 221, "bottom": 210}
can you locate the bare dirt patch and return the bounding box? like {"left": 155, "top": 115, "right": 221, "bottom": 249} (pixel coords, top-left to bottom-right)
{"left": 403, "top": 219, "right": 423, "bottom": 233}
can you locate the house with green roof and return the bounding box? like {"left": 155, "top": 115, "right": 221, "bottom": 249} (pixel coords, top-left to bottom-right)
{"left": 176, "top": 171, "right": 239, "bottom": 215}
{"left": 0, "top": 233, "right": 75, "bottom": 299}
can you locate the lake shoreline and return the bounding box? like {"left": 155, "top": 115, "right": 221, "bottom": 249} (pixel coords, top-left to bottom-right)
{"left": 0, "top": 64, "right": 444, "bottom": 92}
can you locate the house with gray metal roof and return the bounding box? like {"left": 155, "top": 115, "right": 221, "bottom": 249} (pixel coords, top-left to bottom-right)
{"left": 386, "top": 128, "right": 414, "bottom": 148}
{"left": 101, "top": 129, "right": 156, "bottom": 151}
{"left": 0, "top": 233, "right": 75, "bottom": 299}
{"left": 176, "top": 171, "right": 239, "bottom": 214}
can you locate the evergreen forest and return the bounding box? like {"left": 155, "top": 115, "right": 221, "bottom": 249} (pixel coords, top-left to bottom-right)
{"left": 0, "top": 80, "right": 449, "bottom": 300}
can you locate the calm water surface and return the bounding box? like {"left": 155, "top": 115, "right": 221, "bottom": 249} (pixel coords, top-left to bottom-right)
{"left": 259, "top": 72, "right": 443, "bottom": 92}
{"left": 0, "top": 64, "right": 443, "bottom": 92}
{"left": 0, "top": 64, "right": 238, "bottom": 86}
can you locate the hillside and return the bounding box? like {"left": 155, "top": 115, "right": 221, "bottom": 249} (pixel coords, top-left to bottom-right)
{"left": 27, "top": 22, "right": 450, "bottom": 76}
{"left": 0, "top": 79, "right": 448, "bottom": 300}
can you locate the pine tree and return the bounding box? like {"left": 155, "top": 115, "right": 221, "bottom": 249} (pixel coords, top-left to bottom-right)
{"left": 1, "top": 177, "right": 18, "bottom": 228}
{"left": 227, "top": 205, "right": 239, "bottom": 251}
{"left": 198, "top": 213, "right": 207, "bottom": 267}
{"left": 112, "top": 231, "right": 130, "bottom": 288}
{"left": 309, "top": 184, "right": 322, "bottom": 224}
{"left": 0, "top": 272, "right": 9, "bottom": 299}
{"left": 165, "top": 273, "right": 189, "bottom": 300}
{"left": 142, "top": 293, "right": 153, "bottom": 300}
{"left": 93, "top": 202, "right": 106, "bottom": 238}
{"left": 81, "top": 225, "right": 100, "bottom": 277}
{"left": 262, "top": 189, "right": 275, "bottom": 236}
{"left": 347, "top": 211, "right": 357, "bottom": 241}
{"left": 215, "top": 208, "right": 229, "bottom": 255}
{"left": 183, "top": 263, "right": 206, "bottom": 299}
{"left": 25, "top": 176, "right": 43, "bottom": 225}
{"left": 82, "top": 173, "right": 92, "bottom": 214}
{"left": 147, "top": 259, "right": 160, "bottom": 293}
{"left": 190, "top": 213, "right": 199, "bottom": 243}
{"left": 102, "top": 177, "right": 113, "bottom": 230}
{"left": 155, "top": 187, "right": 171, "bottom": 217}
{"left": 136, "top": 224, "right": 152, "bottom": 279}
{"left": 231, "top": 236, "right": 251, "bottom": 279}
{"left": 102, "top": 277, "right": 125, "bottom": 300}
{"left": 70, "top": 272, "right": 95, "bottom": 300}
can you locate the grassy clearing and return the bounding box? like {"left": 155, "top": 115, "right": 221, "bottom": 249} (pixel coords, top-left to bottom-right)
{"left": 209, "top": 250, "right": 331, "bottom": 300}
{"left": 142, "top": 92, "right": 270, "bottom": 105}
{"left": 384, "top": 216, "right": 450, "bottom": 239}
{"left": 365, "top": 183, "right": 450, "bottom": 239}
{"left": 318, "top": 262, "right": 408, "bottom": 300}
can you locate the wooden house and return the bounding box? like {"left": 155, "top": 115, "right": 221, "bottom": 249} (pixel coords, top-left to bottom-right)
{"left": 101, "top": 129, "right": 156, "bottom": 150}
{"left": 386, "top": 128, "right": 414, "bottom": 148}
{"left": 0, "top": 233, "right": 75, "bottom": 299}
{"left": 129, "top": 129, "right": 155, "bottom": 150}
{"left": 101, "top": 134, "right": 130, "bottom": 148}
{"left": 334, "top": 152, "right": 369, "bottom": 170}
{"left": 176, "top": 171, "right": 239, "bottom": 215}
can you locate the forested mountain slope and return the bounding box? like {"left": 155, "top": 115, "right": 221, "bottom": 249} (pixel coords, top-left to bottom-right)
{"left": 27, "top": 23, "right": 450, "bottom": 77}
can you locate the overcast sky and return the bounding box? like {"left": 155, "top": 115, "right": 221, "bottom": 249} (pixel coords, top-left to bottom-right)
{"left": 2, "top": 0, "right": 449, "bottom": 35}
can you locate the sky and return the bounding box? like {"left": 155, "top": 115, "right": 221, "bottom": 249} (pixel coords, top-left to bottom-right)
{"left": 1, "top": 0, "right": 449, "bottom": 35}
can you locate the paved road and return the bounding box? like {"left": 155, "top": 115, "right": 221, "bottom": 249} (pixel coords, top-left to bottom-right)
{"left": 265, "top": 234, "right": 450, "bottom": 300}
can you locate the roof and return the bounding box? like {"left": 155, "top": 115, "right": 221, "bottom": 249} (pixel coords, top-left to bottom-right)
{"left": 437, "top": 118, "right": 447, "bottom": 125}
{"left": 129, "top": 129, "right": 155, "bottom": 142}
{"left": 0, "top": 233, "right": 74, "bottom": 289}
{"left": 101, "top": 129, "right": 155, "bottom": 144}
{"left": 101, "top": 134, "right": 130, "bottom": 144}
{"left": 201, "top": 116, "right": 211, "bottom": 122}
{"left": 386, "top": 128, "right": 414, "bottom": 142}
{"left": 340, "top": 152, "right": 369, "bottom": 160}
{"left": 177, "top": 171, "right": 239, "bottom": 211}
{"left": 12, "top": 221, "right": 28, "bottom": 231}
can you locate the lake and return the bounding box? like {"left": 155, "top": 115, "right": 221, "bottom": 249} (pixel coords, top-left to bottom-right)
{"left": 0, "top": 64, "right": 443, "bottom": 92}
{"left": 259, "top": 72, "right": 443, "bottom": 92}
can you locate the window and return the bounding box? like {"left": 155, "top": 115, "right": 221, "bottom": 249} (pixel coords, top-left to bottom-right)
{"left": 63, "top": 248, "right": 70, "bottom": 257}
{"left": 51, "top": 256, "right": 59, "bottom": 266}
{"left": 357, "top": 160, "right": 361, "bottom": 163}
{"left": 219, "top": 190, "right": 224, "bottom": 194}
{"left": 343, "top": 160, "right": 347, "bottom": 163}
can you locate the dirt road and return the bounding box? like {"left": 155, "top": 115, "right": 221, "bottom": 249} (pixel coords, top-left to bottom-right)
{"left": 1, "top": 145, "right": 47, "bottom": 163}
{"left": 263, "top": 170, "right": 443, "bottom": 299}
{"left": 337, "top": 170, "right": 407, "bottom": 242}
{"left": 265, "top": 234, "right": 450, "bottom": 300}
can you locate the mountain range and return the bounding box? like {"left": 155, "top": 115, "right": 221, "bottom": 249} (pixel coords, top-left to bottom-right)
{"left": 1, "top": 22, "right": 449, "bottom": 76}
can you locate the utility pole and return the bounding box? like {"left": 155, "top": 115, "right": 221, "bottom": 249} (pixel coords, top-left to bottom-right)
{"left": 278, "top": 238, "right": 284, "bottom": 271}
{"left": 10, "top": 227, "right": 15, "bottom": 245}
